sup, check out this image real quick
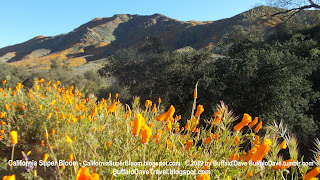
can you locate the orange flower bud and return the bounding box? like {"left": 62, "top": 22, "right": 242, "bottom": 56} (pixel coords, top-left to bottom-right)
{"left": 304, "top": 167, "right": 320, "bottom": 180}
{"left": 43, "top": 153, "right": 49, "bottom": 162}
{"left": 152, "top": 104, "right": 157, "bottom": 113}
{"left": 254, "top": 121, "right": 263, "bottom": 133}
{"left": 106, "top": 141, "right": 112, "bottom": 147}
{"left": 248, "top": 117, "right": 258, "bottom": 128}
{"left": 165, "top": 120, "right": 172, "bottom": 131}
{"left": 68, "top": 153, "right": 73, "bottom": 162}
{"left": 254, "top": 135, "right": 260, "bottom": 146}
{"left": 233, "top": 136, "right": 240, "bottom": 146}
{"left": 46, "top": 113, "right": 53, "bottom": 119}
{"left": 279, "top": 140, "right": 287, "bottom": 149}
{"left": 272, "top": 159, "right": 294, "bottom": 171}
{"left": 185, "top": 140, "right": 193, "bottom": 151}
{"left": 204, "top": 133, "right": 214, "bottom": 145}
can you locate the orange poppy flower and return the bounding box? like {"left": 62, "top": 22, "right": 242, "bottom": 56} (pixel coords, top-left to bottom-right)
{"left": 2, "top": 174, "right": 16, "bottom": 180}
{"left": 195, "top": 105, "right": 204, "bottom": 118}
{"left": 185, "top": 140, "right": 193, "bottom": 151}
{"left": 233, "top": 113, "right": 252, "bottom": 132}
{"left": 141, "top": 124, "right": 152, "bottom": 144}
{"left": 76, "top": 167, "right": 99, "bottom": 180}
{"left": 10, "top": 131, "right": 18, "bottom": 145}
{"left": 132, "top": 113, "right": 145, "bottom": 136}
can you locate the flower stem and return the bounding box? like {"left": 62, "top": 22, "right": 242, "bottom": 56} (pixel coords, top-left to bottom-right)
{"left": 10, "top": 145, "right": 15, "bottom": 171}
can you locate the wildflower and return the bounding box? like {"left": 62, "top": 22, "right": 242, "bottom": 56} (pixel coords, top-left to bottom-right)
{"left": 158, "top": 97, "right": 161, "bottom": 104}
{"left": 272, "top": 159, "right": 294, "bottom": 171}
{"left": 252, "top": 138, "right": 272, "bottom": 162}
{"left": 233, "top": 113, "right": 252, "bottom": 132}
{"left": 41, "top": 140, "right": 45, "bottom": 147}
{"left": 2, "top": 80, "right": 6, "bottom": 84}
{"left": 195, "top": 105, "right": 204, "bottom": 118}
{"left": 0, "top": 136, "right": 4, "bottom": 140}
{"left": 43, "top": 154, "right": 49, "bottom": 162}
{"left": 213, "top": 109, "right": 222, "bottom": 123}
{"left": 185, "top": 140, "right": 193, "bottom": 151}
{"left": 99, "top": 125, "right": 104, "bottom": 132}
{"left": 304, "top": 167, "right": 320, "bottom": 180}
{"left": 152, "top": 104, "right": 157, "bottom": 113}
{"left": 246, "top": 170, "right": 253, "bottom": 178}
{"left": 254, "top": 121, "right": 263, "bottom": 133}
{"left": 115, "top": 93, "right": 119, "bottom": 98}
{"left": 156, "top": 105, "right": 175, "bottom": 121}
{"left": 204, "top": 159, "right": 212, "bottom": 170}
{"left": 132, "top": 113, "right": 145, "bottom": 136}
{"left": 0, "top": 121, "right": 5, "bottom": 126}
{"left": 50, "top": 100, "right": 56, "bottom": 106}
{"left": 10, "top": 131, "right": 18, "bottom": 145}
{"left": 204, "top": 133, "right": 214, "bottom": 145}
{"left": 244, "top": 148, "right": 257, "bottom": 162}
{"left": 248, "top": 117, "right": 258, "bottom": 128}
{"left": 0, "top": 112, "right": 6, "bottom": 118}
{"left": 145, "top": 100, "right": 152, "bottom": 108}
{"left": 254, "top": 136, "right": 260, "bottom": 146}
{"left": 141, "top": 124, "right": 152, "bottom": 144}
{"left": 66, "top": 135, "right": 73, "bottom": 143}
{"left": 52, "top": 129, "right": 55, "bottom": 134}
{"left": 39, "top": 78, "right": 45, "bottom": 83}
{"left": 38, "top": 105, "right": 43, "bottom": 111}
{"left": 76, "top": 167, "right": 99, "bottom": 180}
{"left": 2, "top": 174, "right": 15, "bottom": 180}
{"left": 194, "top": 86, "right": 197, "bottom": 99}
{"left": 165, "top": 120, "right": 172, "bottom": 131}
{"left": 107, "top": 102, "right": 118, "bottom": 112}
{"left": 5, "top": 104, "right": 10, "bottom": 110}
{"left": 0, "top": 129, "right": 4, "bottom": 134}
{"left": 233, "top": 136, "right": 240, "bottom": 146}
{"left": 279, "top": 140, "right": 287, "bottom": 149}
{"left": 106, "top": 141, "right": 112, "bottom": 147}
{"left": 45, "top": 130, "right": 49, "bottom": 138}
{"left": 68, "top": 153, "right": 73, "bottom": 162}
{"left": 46, "top": 113, "right": 53, "bottom": 119}
{"left": 197, "top": 173, "right": 209, "bottom": 180}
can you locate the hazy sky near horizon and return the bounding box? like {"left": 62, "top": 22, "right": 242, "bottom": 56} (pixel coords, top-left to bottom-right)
{"left": 0, "top": 0, "right": 263, "bottom": 48}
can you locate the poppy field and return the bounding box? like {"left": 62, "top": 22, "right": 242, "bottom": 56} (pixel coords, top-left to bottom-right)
{"left": 0, "top": 79, "right": 320, "bottom": 180}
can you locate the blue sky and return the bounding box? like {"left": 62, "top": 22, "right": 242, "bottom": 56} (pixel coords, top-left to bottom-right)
{"left": 0, "top": 0, "right": 263, "bottom": 48}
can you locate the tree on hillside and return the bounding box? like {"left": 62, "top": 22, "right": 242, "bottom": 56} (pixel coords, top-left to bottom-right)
{"left": 266, "top": 0, "right": 320, "bottom": 19}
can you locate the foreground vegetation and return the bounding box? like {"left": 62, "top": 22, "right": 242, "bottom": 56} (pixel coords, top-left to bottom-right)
{"left": 0, "top": 79, "right": 319, "bottom": 179}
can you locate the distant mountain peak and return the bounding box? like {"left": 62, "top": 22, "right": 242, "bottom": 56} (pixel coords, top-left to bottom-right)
{"left": 0, "top": 6, "right": 318, "bottom": 68}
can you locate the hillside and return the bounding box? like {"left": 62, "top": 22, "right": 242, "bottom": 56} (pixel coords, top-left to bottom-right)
{"left": 0, "top": 5, "right": 318, "bottom": 69}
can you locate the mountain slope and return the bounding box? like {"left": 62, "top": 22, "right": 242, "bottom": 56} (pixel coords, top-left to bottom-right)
{"left": 0, "top": 6, "right": 318, "bottom": 69}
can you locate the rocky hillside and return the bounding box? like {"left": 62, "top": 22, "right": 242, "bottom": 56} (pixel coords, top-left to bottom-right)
{"left": 0, "top": 6, "right": 318, "bottom": 69}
